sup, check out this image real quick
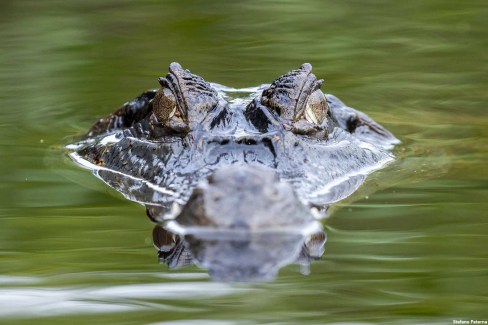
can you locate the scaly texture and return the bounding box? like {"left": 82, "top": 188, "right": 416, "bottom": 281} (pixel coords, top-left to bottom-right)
{"left": 261, "top": 63, "right": 323, "bottom": 120}
{"left": 159, "top": 62, "right": 218, "bottom": 126}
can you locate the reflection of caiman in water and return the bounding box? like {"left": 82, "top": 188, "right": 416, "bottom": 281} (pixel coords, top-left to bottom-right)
{"left": 66, "top": 62, "right": 398, "bottom": 281}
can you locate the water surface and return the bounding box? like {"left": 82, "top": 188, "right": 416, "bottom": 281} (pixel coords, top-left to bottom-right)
{"left": 0, "top": 0, "right": 487, "bottom": 324}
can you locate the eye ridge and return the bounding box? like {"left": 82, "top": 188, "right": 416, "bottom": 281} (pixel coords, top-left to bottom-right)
{"left": 260, "top": 63, "right": 326, "bottom": 124}
{"left": 153, "top": 63, "right": 220, "bottom": 133}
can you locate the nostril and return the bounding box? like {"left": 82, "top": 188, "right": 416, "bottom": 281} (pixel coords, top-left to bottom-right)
{"left": 236, "top": 138, "right": 257, "bottom": 145}
{"left": 206, "top": 138, "right": 230, "bottom": 145}
{"left": 207, "top": 136, "right": 273, "bottom": 146}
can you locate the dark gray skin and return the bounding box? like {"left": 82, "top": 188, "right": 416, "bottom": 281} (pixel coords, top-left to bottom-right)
{"left": 154, "top": 165, "right": 326, "bottom": 282}
{"left": 69, "top": 62, "right": 398, "bottom": 221}
{"left": 67, "top": 62, "right": 398, "bottom": 281}
{"left": 173, "top": 165, "right": 316, "bottom": 230}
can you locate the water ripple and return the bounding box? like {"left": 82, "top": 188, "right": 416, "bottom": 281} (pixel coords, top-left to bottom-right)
{"left": 0, "top": 281, "right": 251, "bottom": 319}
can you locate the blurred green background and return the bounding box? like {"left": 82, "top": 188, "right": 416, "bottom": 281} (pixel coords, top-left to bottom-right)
{"left": 0, "top": 0, "right": 487, "bottom": 324}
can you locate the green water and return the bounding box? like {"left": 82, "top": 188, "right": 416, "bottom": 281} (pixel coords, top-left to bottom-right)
{"left": 1, "top": 0, "right": 487, "bottom": 324}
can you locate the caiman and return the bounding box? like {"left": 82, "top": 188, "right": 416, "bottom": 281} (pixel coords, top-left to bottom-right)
{"left": 67, "top": 62, "right": 398, "bottom": 281}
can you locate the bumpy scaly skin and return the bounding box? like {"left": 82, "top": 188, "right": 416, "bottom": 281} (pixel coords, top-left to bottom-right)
{"left": 176, "top": 165, "right": 313, "bottom": 230}
{"left": 71, "top": 62, "right": 398, "bottom": 222}
{"left": 68, "top": 63, "right": 399, "bottom": 282}
{"left": 85, "top": 90, "right": 156, "bottom": 138}
{"left": 154, "top": 166, "right": 327, "bottom": 282}
{"left": 157, "top": 62, "right": 218, "bottom": 128}
{"left": 261, "top": 63, "right": 323, "bottom": 120}
{"left": 246, "top": 63, "right": 329, "bottom": 139}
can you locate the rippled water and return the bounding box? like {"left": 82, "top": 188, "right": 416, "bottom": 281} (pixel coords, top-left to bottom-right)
{"left": 1, "top": 0, "right": 487, "bottom": 324}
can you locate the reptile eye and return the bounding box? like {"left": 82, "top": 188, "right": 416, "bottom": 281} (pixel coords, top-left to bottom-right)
{"left": 153, "top": 87, "right": 177, "bottom": 124}
{"left": 303, "top": 90, "right": 328, "bottom": 125}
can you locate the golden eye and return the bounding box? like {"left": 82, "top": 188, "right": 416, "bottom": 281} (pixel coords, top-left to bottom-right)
{"left": 153, "top": 87, "right": 177, "bottom": 124}
{"left": 304, "top": 90, "right": 328, "bottom": 125}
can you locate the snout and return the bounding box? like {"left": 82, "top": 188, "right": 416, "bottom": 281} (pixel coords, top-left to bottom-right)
{"left": 201, "top": 134, "right": 279, "bottom": 166}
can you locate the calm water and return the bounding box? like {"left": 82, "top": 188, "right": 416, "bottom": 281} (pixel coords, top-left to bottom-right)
{"left": 1, "top": 0, "right": 487, "bottom": 324}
